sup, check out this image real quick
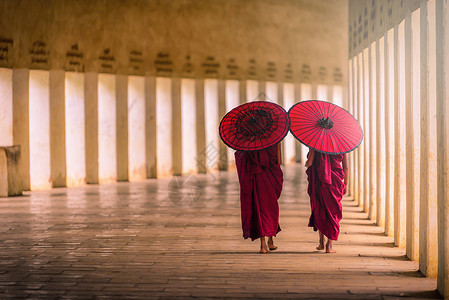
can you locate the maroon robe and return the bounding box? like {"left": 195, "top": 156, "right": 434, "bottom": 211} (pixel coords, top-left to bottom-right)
{"left": 306, "top": 151, "right": 345, "bottom": 240}
{"left": 235, "top": 145, "right": 283, "bottom": 241}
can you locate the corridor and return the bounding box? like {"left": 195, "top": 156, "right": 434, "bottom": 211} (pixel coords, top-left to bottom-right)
{"left": 0, "top": 165, "right": 439, "bottom": 299}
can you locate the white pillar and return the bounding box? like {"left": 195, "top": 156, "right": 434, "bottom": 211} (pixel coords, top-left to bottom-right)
{"left": 181, "top": 78, "right": 197, "bottom": 175}
{"left": 225, "top": 80, "right": 239, "bottom": 170}
{"left": 204, "top": 78, "right": 219, "bottom": 172}
{"left": 98, "top": 74, "right": 117, "bottom": 184}
{"left": 316, "top": 84, "right": 328, "bottom": 101}
{"left": 406, "top": 9, "right": 421, "bottom": 261}
{"left": 406, "top": 8, "right": 421, "bottom": 262}
{"left": 420, "top": 0, "right": 438, "bottom": 278}
{"left": 246, "top": 80, "right": 259, "bottom": 101}
{"left": 65, "top": 72, "right": 86, "bottom": 187}
{"left": 156, "top": 77, "right": 172, "bottom": 178}
{"left": 357, "top": 52, "right": 365, "bottom": 209}
{"left": 377, "top": 36, "right": 387, "bottom": 228}
{"left": 0, "top": 68, "right": 13, "bottom": 146}
{"left": 283, "top": 82, "right": 296, "bottom": 165}
{"left": 29, "top": 70, "right": 51, "bottom": 190}
{"left": 172, "top": 78, "right": 182, "bottom": 175}
{"left": 363, "top": 48, "right": 369, "bottom": 214}
{"left": 385, "top": 28, "right": 395, "bottom": 237}
{"left": 332, "top": 85, "right": 343, "bottom": 108}
{"left": 13, "top": 69, "right": 30, "bottom": 191}
{"left": 116, "top": 75, "right": 128, "bottom": 181}
{"left": 437, "top": 0, "right": 449, "bottom": 296}
{"left": 50, "top": 70, "right": 66, "bottom": 188}
{"left": 265, "top": 81, "right": 278, "bottom": 103}
{"left": 85, "top": 73, "right": 99, "bottom": 184}
{"left": 394, "top": 21, "right": 407, "bottom": 248}
{"left": 145, "top": 76, "right": 157, "bottom": 178}
{"left": 369, "top": 42, "right": 377, "bottom": 221}
{"left": 128, "top": 76, "right": 146, "bottom": 181}
{"left": 299, "top": 83, "right": 312, "bottom": 164}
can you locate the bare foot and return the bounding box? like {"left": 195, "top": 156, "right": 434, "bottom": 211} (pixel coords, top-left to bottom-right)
{"left": 316, "top": 244, "right": 324, "bottom": 250}
{"left": 260, "top": 247, "right": 270, "bottom": 254}
{"left": 268, "top": 237, "right": 277, "bottom": 251}
{"left": 326, "top": 242, "right": 336, "bottom": 253}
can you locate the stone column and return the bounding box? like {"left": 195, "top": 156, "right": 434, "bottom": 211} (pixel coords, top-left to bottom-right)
{"left": 385, "top": 29, "right": 395, "bottom": 237}
{"left": 156, "top": 77, "right": 172, "bottom": 178}
{"left": 181, "top": 78, "right": 197, "bottom": 174}
{"left": 405, "top": 11, "right": 420, "bottom": 261}
{"left": 116, "top": 74, "right": 128, "bottom": 181}
{"left": 376, "top": 37, "right": 387, "bottom": 228}
{"left": 98, "top": 73, "right": 117, "bottom": 184}
{"left": 49, "top": 70, "right": 66, "bottom": 188}
{"left": 218, "top": 79, "right": 227, "bottom": 171}
{"left": 225, "top": 80, "right": 239, "bottom": 170}
{"left": 363, "top": 47, "right": 370, "bottom": 215}
{"left": 357, "top": 52, "right": 364, "bottom": 209}
{"left": 394, "top": 21, "right": 407, "bottom": 248}
{"left": 283, "top": 82, "right": 296, "bottom": 165}
{"left": 195, "top": 79, "right": 206, "bottom": 173}
{"left": 419, "top": 0, "right": 438, "bottom": 278}
{"left": 13, "top": 69, "right": 30, "bottom": 191}
{"left": 145, "top": 75, "right": 157, "bottom": 178}
{"left": 349, "top": 58, "right": 355, "bottom": 198}
{"left": 437, "top": 0, "right": 449, "bottom": 296}
{"left": 239, "top": 79, "right": 246, "bottom": 105}
{"left": 128, "top": 75, "right": 146, "bottom": 181}
{"left": 204, "top": 79, "right": 219, "bottom": 172}
{"left": 29, "top": 70, "right": 51, "bottom": 190}
{"left": 369, "top": 42, "right": 377, "bottom": 221}
{"left": 84, "top": 72, "right": 99, "bottom": 184}
{"left": 294, "top": 83, "right": 302, "bottom": 163}
{"left": 172, "top": 77, "right": 182, "bottom": 175}
{"left": 246, "top": 80, "right": 258, "bottom": 101}
{"left": 65, "top": 72, "right": 86, "bottom": 187}
{"left": 0, "top": 68, "right": 13, "bottom": 146}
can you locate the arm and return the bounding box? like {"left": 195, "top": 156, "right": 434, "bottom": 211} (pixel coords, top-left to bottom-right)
{"left": 342, "top": 153, "right": 349, "bottom": 194}
{"left": 305, "top": 149, "right": 315, "bottom": 168}
{"left": 277, "top": 143, "right": 282, "bottom": 165}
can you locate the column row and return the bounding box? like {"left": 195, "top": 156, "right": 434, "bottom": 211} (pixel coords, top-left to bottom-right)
{"left": 348, "top": 0, "right": 449, "bottom": 297}
{"left": 0, "top": 70, "right": 347, "bottom": 191}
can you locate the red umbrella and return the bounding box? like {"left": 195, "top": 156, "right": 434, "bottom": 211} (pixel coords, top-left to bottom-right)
{"left": 288, "top": 100, "right": 363, "bottom": 154}
{"left": 219, "top": 101, "right": 290, "bottom": 151}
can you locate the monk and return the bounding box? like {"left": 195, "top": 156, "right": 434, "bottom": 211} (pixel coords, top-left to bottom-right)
{"left": 234, "top": 143, "right": 283, "bottom": 254}
{"left": 305, "top": 149, "right": 348, "bottom": 253}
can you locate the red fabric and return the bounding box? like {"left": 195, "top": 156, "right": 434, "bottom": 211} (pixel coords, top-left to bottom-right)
{"left": 235, "top": 145, "right": 283, "bottom": 241}
{"left": 306, "top": 151, "right": 345, "bottom": 240}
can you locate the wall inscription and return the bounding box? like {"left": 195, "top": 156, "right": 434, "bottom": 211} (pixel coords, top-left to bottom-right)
{"left": 333, "top": 67, "right": 343, "bottom": 83}
{"left": 248, "top": 59, "right": 256, "bottom": 78}
{"left": 284, "top": 63, "right": 293, "bottom": 81}
{"left": 0, "top": 37, "right": 13, "bottom": 65}
{"left": 226, "top": 58, "right": 238, "bottom": 78}
{"left": 30, "top": 40, "right": 49, "bottom": 68}
{"left": 300, "top": 64, "right": 311, "bottom": 81}
{"left": 266, "top": 61, "right": 276, "bottom": 79}
{"left": 129, "top": 50, "right": 143, "bottom": 74}
{"left": 318, "top": 66, "right": 327, "bottom": 81}
{"left": 202, "top": 56, "right": 219, "bottom": 77}
{"left": 65, "top": 44, "right": 84, "bottom": 72}
{"left": 98, "top": 48, "right": 115, "bottom": 73}
{"left": 182, "top": 55, "right": 193, "bottom": 76}
{"left": 154, "top": 52, "right": 172, "bottom": 75}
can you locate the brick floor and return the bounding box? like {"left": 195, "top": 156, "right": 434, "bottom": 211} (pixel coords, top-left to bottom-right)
{"left": 0, "top": 165, "right": 440, "bottom": 299}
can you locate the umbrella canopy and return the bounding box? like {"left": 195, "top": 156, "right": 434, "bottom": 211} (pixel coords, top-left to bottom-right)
{"left": 219, "top": 101, "right": 290, "bottom": 151}
{"left": 288, "top": 100, "right": 363, "bottom": 154}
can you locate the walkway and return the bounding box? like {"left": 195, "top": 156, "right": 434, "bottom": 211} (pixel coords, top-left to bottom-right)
{"left": 0, "top": 165, "right": 439, "bottom": 299}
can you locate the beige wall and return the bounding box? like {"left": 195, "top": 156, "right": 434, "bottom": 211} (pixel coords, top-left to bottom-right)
{"left": 0, "top": 0, "right": 348, "bottom": 85}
